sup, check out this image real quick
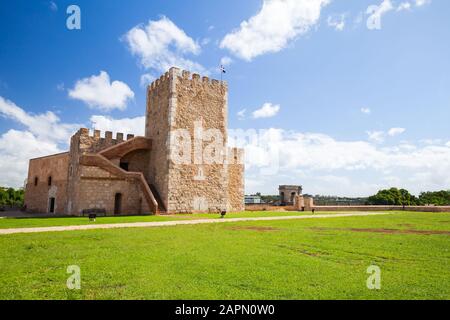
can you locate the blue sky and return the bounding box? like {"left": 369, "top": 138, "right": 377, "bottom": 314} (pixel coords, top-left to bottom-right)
{"left": 0, "top": 0, "right": 449, "bottom": 196}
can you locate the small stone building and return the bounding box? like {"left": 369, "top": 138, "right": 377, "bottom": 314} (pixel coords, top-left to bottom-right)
{"left": 279, "top": 185, "right": 302, "bottom": 205}
{"left": 24, "top": 68, "right": 245, "bottom": 215}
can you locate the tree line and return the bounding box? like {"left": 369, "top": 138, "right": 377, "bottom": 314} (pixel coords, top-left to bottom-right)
{"left": 0, "top": 187, "right": 24, "bottom": 207}
{"left": 366, "top": 188, "right": 450, "bottom": 206}
{"left": 253, "top": 188, "right": 450, "bottom": 206}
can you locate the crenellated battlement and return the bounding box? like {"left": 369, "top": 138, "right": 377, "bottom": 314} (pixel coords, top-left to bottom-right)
{"left": 74, "top": 128, "right": 137, "bottom": 154}
{"left": 147, "top": 67, "right": 227, "bottom": 94}
{"left": 78, "top": 128, "right": 136, "bottom": 142}
{"left": 148, "top": 70, "right": 171, "bottom": 92}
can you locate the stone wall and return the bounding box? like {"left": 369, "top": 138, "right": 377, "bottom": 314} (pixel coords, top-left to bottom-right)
{"left": 245, "top": 204, "right": 295, "bottom": 212}
{"left": 291, "top": 196, "right": 450, "bottom": 212}
{"left": 313, "top": 205, "right": 450, "bottom": 213}
{"left": 227, "top": 148, "right": 245, "bottom": 212}
{"left": 293, "top": 195, "right": 314, "bottom": 211}
{"left": 24, "top": 152, "right": 69, "bottom": 214}
{"left": 121, "top": 149, "right": 150, "bottom": 174}
{"left": 77, "top": 166, "right": 148, "bottom": 215}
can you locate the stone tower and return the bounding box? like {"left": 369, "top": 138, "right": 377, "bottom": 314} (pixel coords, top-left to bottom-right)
{"left": 145, "top": 67, "right": 243, "bottom": 213}
{"left": 24, "top": 67, "right": 244, "bottom": 216}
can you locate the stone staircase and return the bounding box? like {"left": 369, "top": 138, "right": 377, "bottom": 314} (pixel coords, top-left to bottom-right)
{"left": 148, "top": 184, "right": 166, "bottom": 214}
{"left": 99, "top": 136, "right": 152, "bottom": 160}
{"left": 79, "top": 153, "right": 160, "bottom": 214}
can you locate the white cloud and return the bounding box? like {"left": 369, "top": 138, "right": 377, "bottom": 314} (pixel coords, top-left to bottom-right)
{"left": 260, "top": 129, "right": 441, "bottom": 173}
{"left": 220, "top": 56, "right": 233, "bottom": 66}
{"left": 0, "top": 130, "right": 62, "bottom": 188}
{"left": 229, "top": 128, "right": 450, "bottom": 196}
{"left": 415, "top": 0, "right": 431, "bottom": 7}
{"left": 397, "top": 2, "right": 412, "bottom": 11}
{"left": 396, "top": 0, "right": 430, "bottom": 11}
{"left": 369, "top": 0, "right": 431, "bottom": 28}
{"left": 68, "top": 71, "right": 134, "bottom": 111}
{"left": 361, "top": 107, "right": 371, "bottom": 114}
{"left": 327, "top": 14, "right": 346, "bottom": 31}
{"left": 252, "top": 103, "right": 280, "bottom": 119}
{"left": 0, "top": 96, "right": 79, "bottom": 144}
{"left": 388, "top": 127, "right": 406, "bottom": 136}
{"left": 90, "top": 115, "right": 145, "bottom": 136}
{"left": 366, "top": 0, "right": 394, "bottom": 30}
{"left": 237, "top": 109, "right": 246, "bottom": 120}
{"left": 366, "top": 128, "right": 406, "bottom": 142}
{"left": 420, "top": 138, "right": 442, "bottom": 145}
{"left": 220, "top": 0, "right": 329, "bottom": 61}
{"left": 367, "top": 130, "right": 385, "bottom": 143}
{"left": 0, "top": 97, "right": 79, "bottom": 188}
{"left": 123, "top": 16, "right": 206, "bottom": 74}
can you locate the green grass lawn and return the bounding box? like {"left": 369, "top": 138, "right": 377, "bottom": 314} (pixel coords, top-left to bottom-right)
{"left": 0, "top": 211, "right": 449, "bottom": 299}
{"left": 0, "top": 210, "right": 341, "bottom": 229}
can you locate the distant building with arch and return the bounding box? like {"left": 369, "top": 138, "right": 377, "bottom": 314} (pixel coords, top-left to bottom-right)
{"left": 279, "top": 185, "right": 302, "bottom": 205}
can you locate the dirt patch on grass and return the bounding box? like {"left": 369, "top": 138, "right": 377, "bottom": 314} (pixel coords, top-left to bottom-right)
{"left": 298, "top": 248, "right": 331, "bottom": 259}
{"left": 298, "top": 249, "right": 326, "bottom": 257}
{"left": 310, "top": 227, "right": 450, "bottom": 236}
{"left": 397, "top": 223, "right": 414, "bottom": 227}
{"left": 277, "top": 244, "right": 329, "bottom": 258}
{"left": 228, "top": 226, "right": 280, "bottom": 232}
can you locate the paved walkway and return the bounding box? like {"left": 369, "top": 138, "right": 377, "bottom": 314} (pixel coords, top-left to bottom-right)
{"left": 0, "top": 212, "right": 396, "bottom": 235}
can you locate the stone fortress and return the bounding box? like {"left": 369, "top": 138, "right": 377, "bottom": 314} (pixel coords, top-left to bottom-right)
{"left": 279, "top": 185, "right": 314, "bottom": 211}
{"left": 24, "top": 68, "right": 245, "bottom": 215}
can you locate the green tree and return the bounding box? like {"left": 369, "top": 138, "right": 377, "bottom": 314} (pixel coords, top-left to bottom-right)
{"left": 367, "top": 188, "right": 419, "bottom": 206}
{"left": 0, "top": 187, "right": 24, "bottom": 207}
{"left": 419, "top": 190, "right": 450, "bottom": 206}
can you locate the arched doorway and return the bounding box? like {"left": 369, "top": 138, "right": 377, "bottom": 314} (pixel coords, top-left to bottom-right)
{"left": 48, "top": 197, "right": 55, "bottom": 213}
{"left": 280, "top": 192, "right": 285, "bottom": 204}
{"left": 114, "top": 193, "right": 122, "bottom": 215}
{"left": 290, "top": 192, "right": 296, "bottom": 203}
